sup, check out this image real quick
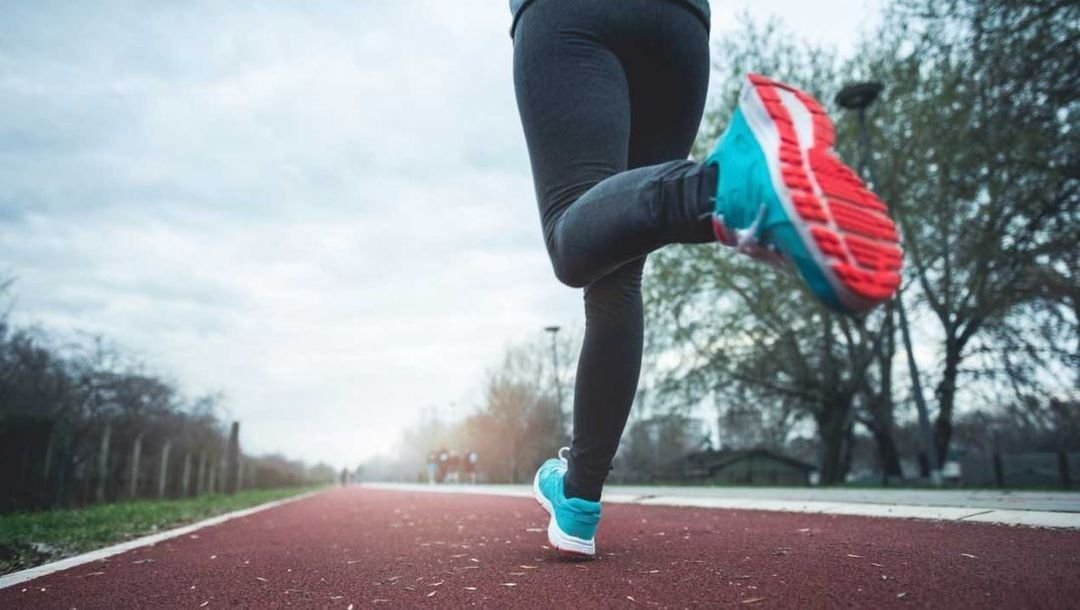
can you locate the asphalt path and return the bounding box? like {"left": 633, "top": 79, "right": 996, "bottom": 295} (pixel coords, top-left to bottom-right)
{"left": 2, "top": 487, "right": 1078, "bottom": 608}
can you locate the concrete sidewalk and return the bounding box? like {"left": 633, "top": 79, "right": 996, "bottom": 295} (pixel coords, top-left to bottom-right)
{"left": 362, "top": 483, "right": 1080, "bottom": 529}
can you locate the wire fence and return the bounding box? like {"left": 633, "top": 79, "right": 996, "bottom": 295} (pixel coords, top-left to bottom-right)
{"left": 0, "top": 417, "right": 316, "bottom": 513}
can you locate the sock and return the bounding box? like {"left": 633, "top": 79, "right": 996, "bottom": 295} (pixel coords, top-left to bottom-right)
{"left": 563, "top": 460, "right": 602, "bottom": 502}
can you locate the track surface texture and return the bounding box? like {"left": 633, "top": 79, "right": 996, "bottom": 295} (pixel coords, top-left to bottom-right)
{"left": 3, "top": 487, "right": 1078, "bottom": 608}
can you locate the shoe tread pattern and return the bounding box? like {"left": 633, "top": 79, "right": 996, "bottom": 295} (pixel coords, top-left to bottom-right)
{"left": 748, "top": 74, "right": 903, "bottom": 305}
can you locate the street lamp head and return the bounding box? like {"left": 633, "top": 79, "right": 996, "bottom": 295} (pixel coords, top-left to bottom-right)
{"left": 835, "top": 82, "right": 884, "bottom": 111}
{"left": 544, "top": 325, "right": 560, "bottom": 334}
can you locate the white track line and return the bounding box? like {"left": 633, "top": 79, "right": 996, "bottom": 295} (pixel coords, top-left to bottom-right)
{"left": 0, "top": 489, "right": 325, "bottom": 591}
{"left": 362, "top": 483, "right": 1080, "bottom": 530}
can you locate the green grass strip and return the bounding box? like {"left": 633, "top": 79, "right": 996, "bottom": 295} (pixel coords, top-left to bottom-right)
{"left": 0, "top": 486, "right": 322, "bottom": 575}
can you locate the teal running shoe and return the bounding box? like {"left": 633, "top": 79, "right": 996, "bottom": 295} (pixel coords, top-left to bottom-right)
{"left": 532, "top": 447, "right": 600, "bottom": 559}
{"left": 706, "top": 74, "right": 903, "bottom": 314}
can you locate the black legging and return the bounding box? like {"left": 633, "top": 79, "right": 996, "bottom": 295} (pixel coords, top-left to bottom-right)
{"left": 513, "top": 1, "right": 715, "bottom": 501}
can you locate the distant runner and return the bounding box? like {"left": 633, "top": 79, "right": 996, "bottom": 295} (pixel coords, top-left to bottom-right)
{"left": 464, "top": 449, "right": 478, "bottom": 484}
{"left": 426, "top": 450, "right": 438, "bottom": 485}
{"left": 509, "top": 0, "right": 901, "bottom": 558}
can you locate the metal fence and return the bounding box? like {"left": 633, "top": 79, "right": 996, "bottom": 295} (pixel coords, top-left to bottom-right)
{"left": 0, "top": 418, "right": 264, "bottom": 513}
{"left": 960, "top": 452, "right": 1077, "bottom": 489}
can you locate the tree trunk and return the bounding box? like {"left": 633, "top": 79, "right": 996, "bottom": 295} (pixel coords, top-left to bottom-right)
{"left": 817, "top": 406, "right": 850, "bottom": 485}
{"left": 840, "top": 424, "right": 856, "bottom": 481}
{"left": 934, "top": 341, "right": 962, "bottom": 464}
{"left": 871, "top": 424, "right": 903, "bottom": 479}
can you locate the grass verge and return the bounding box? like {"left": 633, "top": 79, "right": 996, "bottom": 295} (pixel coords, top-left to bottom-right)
{"left": 0, "top": 486, "right": 321, "bottom": 575}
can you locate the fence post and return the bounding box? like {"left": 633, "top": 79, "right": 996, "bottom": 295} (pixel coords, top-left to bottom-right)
{"left": 42, "top": 426, "right": 55, "bottom": 491}
{"left": 1059, "top": 450, "right": 1071, "bottom": 489}
{"left": 993, "top": 452, "right": 1005, "bottom": 488}
{"left": 207, "top": 460, "right": 216, "bottom": 494}
{"left": 96, "top": 424, "right": 111, "bottom": 504}
{"left": 181, "top": 453, "right": 192, "bottom": 497}
{"left": 54, "top": 439, "right": 68, "bottom": 508}
{"left": 197, "top": 452, "right": 207, "bottom": 496}
{"left": 129, "top": 435, "right": 143, "bottom": 498}
{"left": 158, "top": 440, "right": 171, "bottom": 498}
{"left": 236, "top": 458, "right": 245, "bottom": 492}
{"left": 225, "top": 422, "right": 240, "bottom": 495}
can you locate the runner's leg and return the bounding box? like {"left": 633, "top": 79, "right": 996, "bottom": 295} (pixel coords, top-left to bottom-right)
{"left": 513, "top": 1, "right": 710, "bottom": 501}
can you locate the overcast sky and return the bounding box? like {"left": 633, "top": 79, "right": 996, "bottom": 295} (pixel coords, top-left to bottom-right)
{"left": 1, "top": 0, "right": 883, "bottom": 467}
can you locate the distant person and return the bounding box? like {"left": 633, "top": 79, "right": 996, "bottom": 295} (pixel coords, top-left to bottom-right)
{"left": 464, "top": 450, "right": 478, "bottom": 484}
{"left": 436, "top": 447, "right": 450, "bottom": 483}
{"left": 447, "top": 450, "right": 462, "bottom": 483}
{"left": 509, "top": 0, "right": 901, "bottom": 559}
{"left": 426, "top": 450, "right": 438, "bottom": 485}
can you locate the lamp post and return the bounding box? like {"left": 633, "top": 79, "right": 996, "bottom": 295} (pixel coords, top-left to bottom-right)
{"left": 835, "top": 82, "right": 941, "bottom": 484}
{"left": 544, "top": 326, "right": 563, "bottom": 413}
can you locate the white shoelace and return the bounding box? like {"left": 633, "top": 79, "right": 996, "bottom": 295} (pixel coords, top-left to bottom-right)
{"left": 557, "top": 446, "right": 570, "bottom": 465}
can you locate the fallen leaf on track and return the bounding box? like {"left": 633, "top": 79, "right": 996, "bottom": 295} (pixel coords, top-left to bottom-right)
{"left": 519, "top": 565, "right": 538, "bottom": 569}
{"left": 501, "top": 583, "right": 518, "bottom": 587}
{"left": 427, "top": 591, "right": 437, "bottom": 598}
{"left": 897, "top": 592, "right": 908, "bottom": 599}
{"left": 464, "top": 587, "right": 477, "bottom": 591}
{"left": 256, "top": 577, "right": 268, "bottom": 582}
{"left": 742, "top": 597, "right": 765, "bottom": 604}
{"left": 960, "top": 553, "right": 978, "bottom": 559}
{"left": 847, "top": 554, "right": 864, "bottom": 558}
{"left": 627, "top": 595, "right": 637, "bottom": 602}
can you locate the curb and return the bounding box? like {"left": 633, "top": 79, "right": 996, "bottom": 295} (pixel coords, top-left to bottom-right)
{"left": 0, "top": 489, "right": 325, "bottom": 591}
{"left": 360, "top": 483, "right": 1080, "bottom": 529}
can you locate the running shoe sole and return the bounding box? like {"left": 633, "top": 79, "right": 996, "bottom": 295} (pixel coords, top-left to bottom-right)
{"left": 741, "top": 74, "right": 902, "bottom": 312}
{"left": 531, "top": 469, "right": 595, "bottom": 559}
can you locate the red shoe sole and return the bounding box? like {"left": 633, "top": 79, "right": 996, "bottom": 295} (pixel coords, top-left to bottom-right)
{"left": 748, "top": 73, "right": 903, "bottom": 308}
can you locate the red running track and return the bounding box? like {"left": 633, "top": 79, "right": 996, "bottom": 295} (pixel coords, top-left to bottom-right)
{"left": 2, "top": 487, "right": 1079, "bottom": 608}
